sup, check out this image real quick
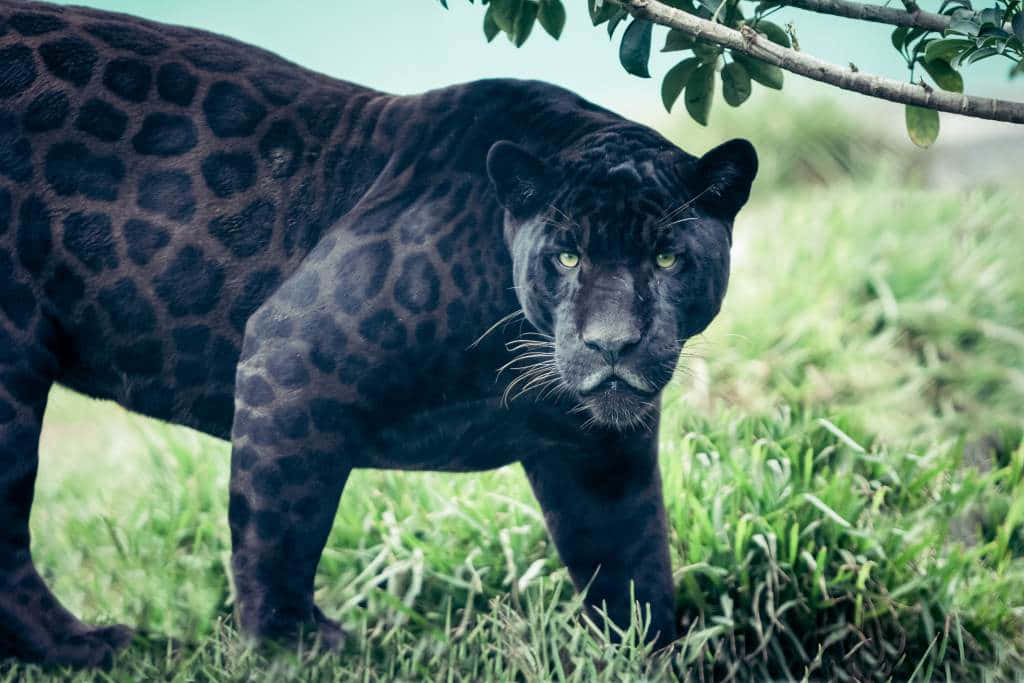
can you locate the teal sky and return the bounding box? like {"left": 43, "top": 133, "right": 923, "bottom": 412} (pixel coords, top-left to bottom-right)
{"left": 58, "top": 1, "right": 1017, "bottom": 128}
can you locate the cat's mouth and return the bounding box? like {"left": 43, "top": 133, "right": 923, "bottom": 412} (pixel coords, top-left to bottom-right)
{"left": 580, "top": 376, "right": 655, "bottom": 399}
{"left": 577, "top": 373, "right": 659, "bottom": 429}
{"left": 577, "top": 367, "right": 656, "bottom": 398}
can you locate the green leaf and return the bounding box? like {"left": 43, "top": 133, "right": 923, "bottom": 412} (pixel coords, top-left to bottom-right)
{"left": 490, "top": 0, "right": 520, "bottom": 33}
{"left": 588, "top": 0, "right": 619, "bottom": 26}
{"left": 965, "top": 45, "right": 1000, "bottom": 62}
{"left": 685, "top": 62, "right": 716, "bottom": 125}
{"left": 619, "top": 18, "right": 654, "bottom": 78}
{"left": 1014, "top": 13, "right": 1024, "bottom": 43}
{"left": 537, "top": 0, "right": 566, "bottom": 39}
{"left": 949, "top": 15, "right": 981, "bottom": 36}
{"left": 978, "top": 8, "right": 1002, "bottom": 27}
{"left": 696, "top": 0, "right": 726, "bottom": 16}
{"left": 662, "top": 28, "right": 695, "bottom": 52}
{"left": 938, "top": 0, "right": 971, "bottom": 14}
{"left": 755, "top": 0, "right": 783, "bottom": 12}
{"left": 923, "top": 37, "right": 973, "bottom": 63}
{"left": 921, "top": 58, "right": 964, "bottom": 92}
{"left": 891, "top": 26, "right": 910, "bottom": 53}
{"left": 693, "top": 39, "right": 722, "bottom": 63}
{"left": 661, "top": 57, "right": 700, "bottom": 112}
{"left": 724, "top": 3, "right": 745, "bottom": 28}
{"left": 752, "top": 20, "right": 790, "bottom": 47}
{"left": 483, "top": 6, "right": 500, "bottom": 42}
{"left": 732, "top": 52, "right": 783, "bottom": 89}
{"left": 721, "top": 61, "right": 752, "bottom": 105}
{"left": 607, "top": 9, "right": 628, "bottom": 37}
{"left": 512, "top": 0, "right": 538, "bottom": 47}
{"left": 905, "top": 104, "right": 939, "bottom": 148}
{"left": 977, "top": 32, "right": 1009, "bottom": 49}
{"left": 906, "top": 27, "right": 930, "bottom": 55}
{"left": 979, "top": 26, "right": 1014, "bottom": 43}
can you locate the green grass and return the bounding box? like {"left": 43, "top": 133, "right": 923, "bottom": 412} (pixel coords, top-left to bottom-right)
{"left": 4, "top": 101, "right": 1024, "bottom": 681}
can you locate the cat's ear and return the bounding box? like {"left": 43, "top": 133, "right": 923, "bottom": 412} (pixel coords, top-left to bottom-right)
{"left": 692, "top": 138, "right": 758, "bottom": 221}
{"left": 486, "top": 141, "right": 553, "bottom": 219}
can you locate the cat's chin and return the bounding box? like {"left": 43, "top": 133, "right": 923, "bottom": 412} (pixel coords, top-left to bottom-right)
{"left": 579, "top": 379, "right": 659, "bottom": 430}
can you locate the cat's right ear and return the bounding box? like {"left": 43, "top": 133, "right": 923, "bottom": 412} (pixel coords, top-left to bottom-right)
{"left": 486, "top": 141, "right": 553, "bottom": 219}
{"left": 691, "top": 138, "right": 758, "bottom": 222}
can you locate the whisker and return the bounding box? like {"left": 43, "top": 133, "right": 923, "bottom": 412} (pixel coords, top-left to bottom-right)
{"left": 538, "top": 378, "right": 568, "bottom": 401}
{"left": 659, "top": 215, "right": 700, "bottom": 229}
{"left": 654, "top": 184, "right": 718, "bottom": 234}
{"left": 657, "top": 199, "right": 693, "bottom": 224}
{"left": 510, "top": 373, "right": 562, "bottom": 403}
{"left": 496, "top": 352, "right": 554, "bottom": 376}
{"left": 503, "top": 370, "right": 556, "bottom": 406}
{"left": 505, "top": 340, "right": 555, "bottom": 352}
{"left": 546, "top": 204, "right": 579, "bottom": 231}
{"left": 468, "top": 309, "right": 525, "bottom": 349}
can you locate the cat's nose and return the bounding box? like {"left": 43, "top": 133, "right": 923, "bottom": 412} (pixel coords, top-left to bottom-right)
{"left": 582, "top": 325, "right": 641, "bottom": 365}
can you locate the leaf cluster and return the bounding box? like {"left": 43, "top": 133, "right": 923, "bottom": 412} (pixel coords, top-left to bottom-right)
{"left": 605, "top": 0, "right": 788, "bottom": 126}
{"left": 440, "top": 0, "right": 567, "bottom": 45}
{"left": 442, "top": 0, "right": 1024, "bottom": 146}
{"left": 893, "top": 0, "right": 1024, "bottom": 145}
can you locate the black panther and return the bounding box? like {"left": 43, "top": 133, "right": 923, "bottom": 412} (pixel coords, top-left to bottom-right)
{"left": 0, "top": 0, "right": 757, "bottom": 667}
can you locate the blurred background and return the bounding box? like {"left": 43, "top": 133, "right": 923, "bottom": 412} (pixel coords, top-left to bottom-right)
{"left": 23, "top": 1, "right": 1024, "bottom": 679}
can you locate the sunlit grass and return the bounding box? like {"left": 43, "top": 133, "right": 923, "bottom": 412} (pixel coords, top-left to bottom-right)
{"left": 4, "top": 101, "right": 1023, "bottom": 681}
{"left": 698, "top": 180, "right": 1024, "bottom": 447}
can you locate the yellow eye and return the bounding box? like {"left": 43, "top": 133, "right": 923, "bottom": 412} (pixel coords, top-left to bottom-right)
{"left": 558, "top": 251, "right": 580, "bottom": 268}
{"left": 655, "top": 252, "right": 677, "bottom": 269}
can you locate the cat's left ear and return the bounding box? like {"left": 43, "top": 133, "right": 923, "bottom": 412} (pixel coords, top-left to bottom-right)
{"left": 486, "top": 141, "right": 554, "bottom": 219}
{"left": 692, "top": 138, "right": 758, "bottom": 221}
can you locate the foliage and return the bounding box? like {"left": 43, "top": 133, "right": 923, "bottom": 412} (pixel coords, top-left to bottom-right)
{"left": 891, "top": 0, "right": 1024, "bottom": 81}
{"left": 4, "top": 104, "right": 1023, "bottom": 680}
{"left": 892, "top": 0, "right": 1024, "bottom": 144}
{"left": 440, "top": 0, "right": 1024, "bottom": 145}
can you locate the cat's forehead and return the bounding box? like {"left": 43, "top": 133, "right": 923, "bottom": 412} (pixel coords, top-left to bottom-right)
{"left": 553, "top": 168, "right": 692, "bottom": 235}
{"left": 540, "top": 133, "right": 704, "bottom": 251}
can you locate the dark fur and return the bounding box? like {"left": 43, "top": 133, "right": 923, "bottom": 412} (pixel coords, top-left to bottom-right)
{"left": 0, "top": 0, "right": 756, "bottom": 667}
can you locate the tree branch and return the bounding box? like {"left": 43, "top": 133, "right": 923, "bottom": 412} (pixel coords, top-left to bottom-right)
{"left": 776, "top": 0, "right": 949, "bottom": 31}
{"left": 617, "top": 0, "right": 1024, "bottom": 125}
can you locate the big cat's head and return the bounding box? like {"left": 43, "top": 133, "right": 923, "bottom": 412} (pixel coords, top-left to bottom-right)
{"left": 487, "top": 129, "right": 757, "bottom": 429}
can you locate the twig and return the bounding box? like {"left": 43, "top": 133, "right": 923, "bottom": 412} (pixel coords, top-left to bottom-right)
{"left": 617, "top": 0, "right": 1024, "bottom": 124}
{"left": 778, "top": 0, "right": 949, "bottom": 31}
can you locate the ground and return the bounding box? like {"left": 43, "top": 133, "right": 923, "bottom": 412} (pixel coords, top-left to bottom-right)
{"left": 3, "top": 99, "right": 1023, "bottom": 682}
